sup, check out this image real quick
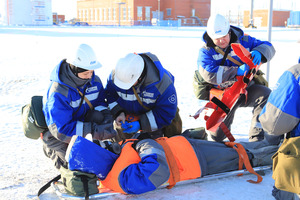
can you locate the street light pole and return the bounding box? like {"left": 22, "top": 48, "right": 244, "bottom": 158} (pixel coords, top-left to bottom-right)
{"left": 250, "top": 0, "right": 254, "bottom": 27}
{"left": 116, "top": 2, "right": 125, "bottom": 26}
{"left": 266, "top": 0, "right": 273, "bottom": 83}
{"left": 158, "top": 0, "right": 160, "bottom": 25}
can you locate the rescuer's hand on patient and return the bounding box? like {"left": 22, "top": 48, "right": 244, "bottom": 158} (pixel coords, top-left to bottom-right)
{"left": 121, "top": 121, "right": 140, "bottom": 134}
{"left": 115, "top": 112, "right": 126, "bottom": 127}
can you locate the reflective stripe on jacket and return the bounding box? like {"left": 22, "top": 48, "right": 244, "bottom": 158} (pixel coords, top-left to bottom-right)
{"left": 197, "top": 25, "right": 275, "bottom": 89}
{"left": 43, "top": 60, "right": 107, "bottom": 143}
{"left": 260, "top": 64, "right": 300, "bottom": 137}
{"left": 105, "top": 52, "right": 178, "bottom": 132}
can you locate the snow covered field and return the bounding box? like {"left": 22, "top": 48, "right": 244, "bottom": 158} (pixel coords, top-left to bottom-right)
{"left": 0, "top": 25, "right": 299, "bottom": 200}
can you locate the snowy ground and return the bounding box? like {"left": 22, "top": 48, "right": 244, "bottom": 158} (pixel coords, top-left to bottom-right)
{"left": 0, "top": 25, "right": 299, "bottom": 200}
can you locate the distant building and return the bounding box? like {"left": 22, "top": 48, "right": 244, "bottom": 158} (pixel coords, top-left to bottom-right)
{"left": 0, "top": 0, "right": 52, "bottom": 26}
{"left": 243, "top": 10, "right": 290, "bottom": 27}
{"left": 287, "top": 11, "right": 300, "bottom": 28}
{"left": 53, "top": 13, "right": 65, "bottom": 25}
{"left": 77, "top": 0, "right": 211, "bottom": 26}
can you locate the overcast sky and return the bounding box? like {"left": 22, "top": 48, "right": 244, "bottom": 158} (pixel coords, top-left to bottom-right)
{"left": 52, "top": 0, "right": 300, "bottom": 20}
{"left": 52, "top": 0, "right": 77, "bottom": 20}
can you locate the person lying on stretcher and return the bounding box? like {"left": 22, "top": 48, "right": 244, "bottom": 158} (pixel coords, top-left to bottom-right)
{"left": 66, "top": 131, "right": 279, "bottom": 195}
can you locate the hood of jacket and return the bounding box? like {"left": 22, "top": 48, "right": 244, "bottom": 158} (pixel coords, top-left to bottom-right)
{"left": 138, "top": 53, "right": 174, "bottom": 90}
{"left": 50, "top": 59, "right": 94, "bottom": 91}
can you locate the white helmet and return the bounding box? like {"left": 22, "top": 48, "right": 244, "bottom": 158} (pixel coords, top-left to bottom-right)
{"left": 67, "top": 44, "right": 102, "bottom": 70}
{"left": 114, "top": 53, "right": 144, "bottom": 90}
{"left": 207, "top": 14, "right": 230, "bottom": 39}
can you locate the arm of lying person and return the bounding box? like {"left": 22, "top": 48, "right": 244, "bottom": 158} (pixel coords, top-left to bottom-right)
{"left": 102, "top": 139, "right": 170, "bottom": 195}
{"left": 121, "top": 139, "right": 170, "bottom": 194}
{"left": 67, "top": 136, "right": 170, "bottom": 194}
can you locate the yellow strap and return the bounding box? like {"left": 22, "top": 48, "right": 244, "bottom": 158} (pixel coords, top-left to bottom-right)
{"left": 77, "top": 89, "right": 94, "bottom": 110}
{"left": 215, "top": 46, "right": 243, "bottom": 66}
{"left": 132, "top": 87, "right": 150, "bottom": 110}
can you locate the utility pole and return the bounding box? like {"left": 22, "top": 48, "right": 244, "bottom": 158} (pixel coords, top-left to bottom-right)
{"left": 266, "top": 0, "right": 273, "bottom": 83}
{"left": 158, "top": 0, "right": 160, "bottom": 25}
{"left": 116, "top": 2, "right": 125, "bottom": 26}
{"left": 250, "top": 0, "right": 254, "bottom": 28}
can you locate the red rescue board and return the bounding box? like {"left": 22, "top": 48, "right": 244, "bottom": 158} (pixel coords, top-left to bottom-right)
{"left": 204, "top": 44, "right": 261, "bottom": 137}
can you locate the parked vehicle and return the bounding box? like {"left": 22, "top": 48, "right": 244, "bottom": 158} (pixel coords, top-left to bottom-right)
{"left": 73, "top": 22, "right": 89, "bottom": 26}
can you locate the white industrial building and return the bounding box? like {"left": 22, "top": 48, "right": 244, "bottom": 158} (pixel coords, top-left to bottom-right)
{"left": 0, "top": 0, "right": 53, "bottom": 25}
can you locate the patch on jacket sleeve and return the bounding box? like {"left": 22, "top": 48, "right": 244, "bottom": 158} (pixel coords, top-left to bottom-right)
{"left": 168, "top": 94, "right": 176, "bottom": 104}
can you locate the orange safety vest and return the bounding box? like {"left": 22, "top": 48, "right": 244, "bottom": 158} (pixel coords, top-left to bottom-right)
{"left": 156, "top": 136, "right": 201, "bottom": 189}
{"left": 101, "top": 141, "right": 140, "bottom": 194}
{"left": 101, "top": 136, "right": 201, "bottom": 194}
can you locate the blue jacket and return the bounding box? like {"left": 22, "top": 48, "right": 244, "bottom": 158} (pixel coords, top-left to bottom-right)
{"left": 260, "top": 64, "right": 300, "bottom": 137}
{"left": 105, "top": 53, "right": 177, "bottom": 132}
{"left": 43, "top": 60, "right": 107, "bottom": 143}
{"left": 197, "top": 26, "right": 275, "bottom": 89}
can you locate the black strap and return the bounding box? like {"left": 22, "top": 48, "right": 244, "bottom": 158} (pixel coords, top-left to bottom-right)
{"left": 243, "top": 77, "right": 250, "bottom": 84}
{"left": 286, "top": 132, "right": 291, "bottom": 139}
{"left": 37, "top": 174, "right": 61, "bottom": 197}
{"left": 79, "top": 175, "right": 89, "bottom": 200}
{"left": 211, "top": 97, "right": 230, "bottom": 114}
{"left": 220, "top": 46, "right": 232, "bottom": 65}
{"left": 250, "top": 68, "right": 257, "bottom": 75}
{"left": 38, "top": 174, "right": 91, "bottom": 199}
{"left": 243, "top": 68, "right": 257, "bottom": 84}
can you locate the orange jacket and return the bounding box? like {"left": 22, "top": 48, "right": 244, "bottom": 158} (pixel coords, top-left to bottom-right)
{"left": 101, "top": 136, "right": 201, "bottom": 194}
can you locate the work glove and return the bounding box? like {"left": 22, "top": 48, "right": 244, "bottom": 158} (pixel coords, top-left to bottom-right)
{"left": 121, "top": 121, "right": 140, "bottom": 134}
{"left": 85, "top": 109, "right": 114, "bottom": 125}
{"left": 92, "top": 122, "right": 117, "bottom": 140}
{"left": 85, "top": 110, "right": 104, "bottom": 124}
{"left": 250, "top": 50, "right": 262, "bottom": 65}
{"left": 237, "top": 64, "right": 250, "bottom": 76}
{"left": 101, "top": 109, "right": 114, "bottom": 124}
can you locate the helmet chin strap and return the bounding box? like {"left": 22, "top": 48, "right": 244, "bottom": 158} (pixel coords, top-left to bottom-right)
{"left": 137, "top": 64, "right": 147, "bottom": 85}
